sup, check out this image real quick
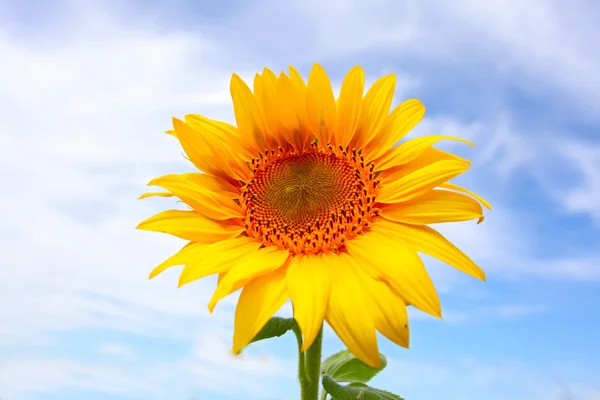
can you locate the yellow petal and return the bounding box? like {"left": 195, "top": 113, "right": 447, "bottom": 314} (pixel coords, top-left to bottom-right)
{"left": 230, "top": 73, "right": 268, "bottom": 152}
{"left": 148, "top": 242, "right": 202, "bottom": 279}
{"left": 172, "top": 118, "right": 244, "bottom": 181}
{"left": 439, "top": 182, "right": 492, "bottom": 210}
{"left": 325, "top": 252, "right": 380, "bottom": 367}
{"left": 335, "top": 65, "right": 364, "bottom": 147}
{"left": 375, "top": 135, "right": 474, "bottom": 172}
{"left": 262, "top": 67, "right": 278, "bottom": 84}
{"left": 288, "top": 66, "right": 307, "bottom": 97}
{"left": 177, "top": 237, "right": 262, "bottom": 286}
{"left": 286, "top": 254, "right": 332, "bottom": 351}
{"left": 380, "top": 190, "right": 484, "bottom": 225}
{"left": 353, "top": 74, "right": 396, "bottom": 149}
{"left": 138, "top": 191, "right": 174, "bottom": 200}
{"left": 375, "top": 219, "right": 486, "bottom": 281}
{"left": 381, "top": 148, "right": 470, "bottom": 183}
{"left": 275, "top": 72, "right": 310, "bottom": 150}
{"left": 306, "top": 63, "right": 336, "bottom": 145}
{"left": 186, "top": 173, "right": 240, "bottom": 199}
{"left": 345, "top": 224, "right": 441, "bottom": 317}
{"left": 359, "top": 269, "right": 410, "bottom": 348}
{"left": 378, "top": 160, "right": 470, "bottom": 204}
{"left": 365, "top": 99, "right": 425, "bottom": 162}
{"left": 184, "top": 114, "right": 252, "bottom": 179}
{"left": 254, "top": 70, "right": 283, "bottom": 148}
{"left": 148, "top": 173, "right": 242, "bottom": 220}
{"left": 233, "top": 266, "right": 289, "bottom": 354}
{"left": 165, "top": 129, "right": 176, "bottom": 137}
{"left": 207, "top": 247, "right": 290, "bottom": 312}
{"left": 288, "top": 66, "right": 311, "bottom": 143}
{"left": 184, "top": 114, "right": 236, "bottom": 147}
{"left": 136, "top": 210, "right": 243, "bottom": 243}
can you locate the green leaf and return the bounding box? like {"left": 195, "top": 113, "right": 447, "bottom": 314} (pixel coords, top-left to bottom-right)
{"left": 249, "top": 317, "right": 296, "bottom": 344}
{"left": 321, "top": 349, "right": 387, "bottom": 383}
{"left": 322, "top": 375, "right": 403, "bottom": 400}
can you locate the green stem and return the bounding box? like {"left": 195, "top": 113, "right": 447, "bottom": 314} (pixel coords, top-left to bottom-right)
{"left": 292, "top": 324, "right": 308, "bottom": 396}
{"left": 301, "top": 326, "right": 323, "bottom": 400}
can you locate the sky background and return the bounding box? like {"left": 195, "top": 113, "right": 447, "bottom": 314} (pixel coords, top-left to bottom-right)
{"left": 0, "top": 0, "right": 599, "bottom": 399}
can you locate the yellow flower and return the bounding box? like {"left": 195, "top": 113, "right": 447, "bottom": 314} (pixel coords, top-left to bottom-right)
{"left": 138, "top": 64, "right": 490, "bottom": 367}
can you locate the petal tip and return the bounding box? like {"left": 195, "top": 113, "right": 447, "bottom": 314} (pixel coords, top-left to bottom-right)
{"left": 430, "top": 305, "right": 443, "bottom": 319}
{"left": 479, "top": 271, "right": 487, "bottom": 282}
{"left": 207, "top": 301, "right": 216, "bottom": 313}
{"left": 231, "top": 343, "right": 243, "bottom": 355}
{"left": 300, "top": 336, "right": 314, "bottom": 352}
{"left": 364, "top": 353, "right": 381, "bottom": 368}
{"left": 177, "top": 276, "right": 189, "bottom": 288}
{"left": 207, "top": 291, "right": 220, "bottom": 313}
{"left": 231, "top": 73, "right": 244, "bottom": 86}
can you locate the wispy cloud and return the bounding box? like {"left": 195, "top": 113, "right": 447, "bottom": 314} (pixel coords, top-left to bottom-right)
{"left": 409, "top": 304, "right": 547, "bottom": 324}
{"left": 380, "top": 357, "right": 600, "bottom": 400}
{"left": 98, "top": 343, "right": 136, "bottom": 358}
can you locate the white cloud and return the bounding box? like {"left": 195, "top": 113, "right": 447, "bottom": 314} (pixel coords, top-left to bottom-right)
{"left": 98, "top": 343, "right": 136, "bottom": 358}
{"left": 272, "top": 0, "right": 600, "bottom": 113}
{"left": 0, "top": 330, "right": 295, "bottom": 400}
{"left": 409, "top": 304, "right": 546, "bottom": 324}
{"left": 552, "top": 141, "right": 600, "bottom": 222}
{"left": 0, "top": 2, "right": 294, "bottom": 398}
{"left": 183, "top": 329, "right": 295, "bottom": 395}
{"left": 0, "top": 356, "right": 163, "bottom": 400}
{"left": 380, "top": 357, "right": 600, "bottom": 400}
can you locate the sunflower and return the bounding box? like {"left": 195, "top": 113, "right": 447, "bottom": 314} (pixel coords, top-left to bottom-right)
{"left": 138, "top": 64, "right": 490, "bottom": 367}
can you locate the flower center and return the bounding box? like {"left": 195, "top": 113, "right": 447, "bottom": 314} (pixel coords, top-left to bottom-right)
{"left": 240, "top": 144, "right": 380, "bottom": 255}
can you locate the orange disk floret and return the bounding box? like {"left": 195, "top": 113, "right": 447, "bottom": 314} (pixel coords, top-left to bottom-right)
{"left": 240, "top": 142, "right": 381, "bottom": 255}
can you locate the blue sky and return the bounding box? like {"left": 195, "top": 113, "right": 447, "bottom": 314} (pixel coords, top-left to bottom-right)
{"left": 0, "top": 0, "right": 599, "bottom": 399}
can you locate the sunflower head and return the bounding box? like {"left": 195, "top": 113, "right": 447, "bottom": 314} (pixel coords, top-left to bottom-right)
{"left": 138, "top": 63, "right": 490, "bottom": 367}
{"left": 242, "top": 142, "right": 380, "bottom": 255}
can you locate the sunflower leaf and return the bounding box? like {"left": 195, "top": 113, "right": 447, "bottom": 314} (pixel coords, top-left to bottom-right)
{"left": 249, "top": 317, "right": 296, "bottom": 344}
{"left": 321, "top": 349, "right": 387, "bottom": 383}
{"left": 322, "top": 375, "right": 403, "bottom": 400}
